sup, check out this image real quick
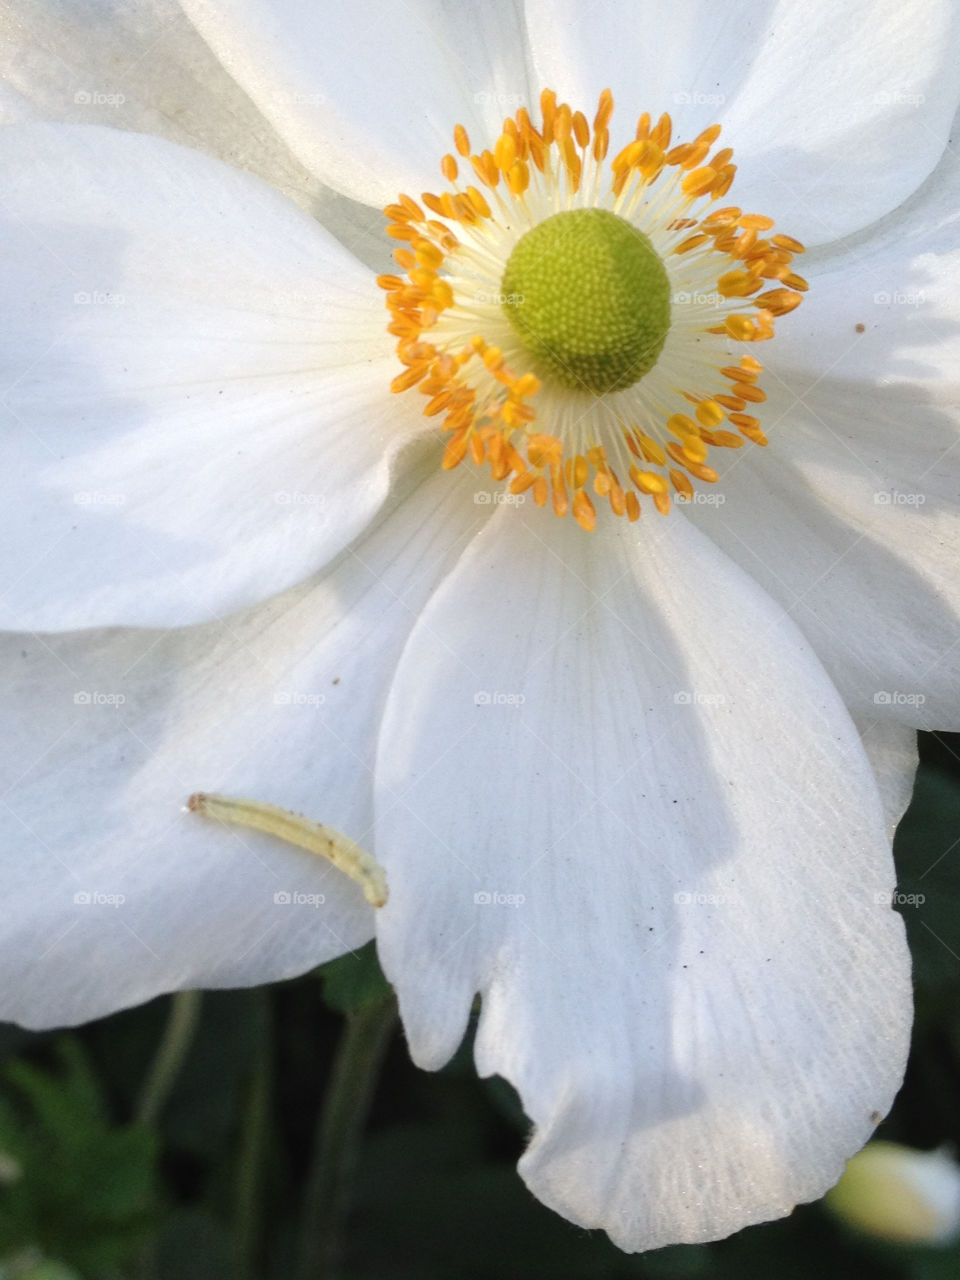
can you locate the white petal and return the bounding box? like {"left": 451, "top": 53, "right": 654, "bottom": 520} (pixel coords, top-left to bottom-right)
{"left": 0, "top": 80, "right": 41, "bottom": 123}
{"left": 0, "top": 124, "right": 420, "bottom": 631}
{"left": 0, "top": 463, "right": 484, "bottom": 1029}
{"left": 374, "top": 504, "right": 911, "bottom": 1250}
{"left": 771, "top": 106, "right": 960, "bottom": 387}
{"left": 691, "top": 139, "right": 960, "bottom": 729}
{"left": 853, "top": 718, "right": 918, "bottom": 839}
{"left": 525, "top": 0, "right": 960, "bottom": 244}
{"left": 181, "top": 0, "right": 534, "bottom": 207}
{"left": 1, "top": 0, "right": 338, "bottom": 219}
{"left": 697, "top": 417, "right": 960, "bottom": 731}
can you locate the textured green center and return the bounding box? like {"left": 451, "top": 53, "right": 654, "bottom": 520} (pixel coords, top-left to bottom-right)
{"left": 500, "top": 209, "right": 671, "bottom": 394}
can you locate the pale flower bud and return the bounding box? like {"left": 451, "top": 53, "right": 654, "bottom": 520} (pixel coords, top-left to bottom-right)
{"left": 825, "top": 1141, "right": 960, "bottom": 1245}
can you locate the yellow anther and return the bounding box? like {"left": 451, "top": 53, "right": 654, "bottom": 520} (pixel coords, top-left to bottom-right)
{"left": 695, "top": 400, "right": 725, "bottom": 428}
{"left": 725, "top": 314, "right": 757, "bottom": 341}
{"left": 674, "top": 232, "right": 709, "bottom": 254}
{"left": 540, "top": 88, "right": 557, "bottom": 141}
{"left": 681, "top": 166, "right": 717, "bottom": 197}
{"left": 667, "top": 413, "right": 697, "bottom": 437}
{"left": 466, "top": 186, "right": 492, "bottom": 218}
{"left": 670, "top": 470, "right": 694, "bottom": 499}
{"left": 188, "top": 793, "right": 388, "bottom": 908}
{"left": 629, "top": 466, "right": 668, "bottom": 495}
{"left": 650, "top": 112, "right": 672, "bottom": 149}
{"left": 507, "top": 160, "right": 530, "bottom": 197}
{"left": 512, "top": 372, "right": 542, "bottom": 397}
{"left": 613, "top": 139, "right": 648, "bottom": 171}
{"left": 573, "top": 488, "right": 597, "bottom": 531}
{"left": 594, "top": 88, "right": 614, "bottom": 132}
{"left": 756, "top": 288, "right": 803, "bottom": 315}
{"left": 739, "top": 213, "right": 776, "bottom": 230}
{"left": 494, "top": 133, "right": 517, "bottom": 172}
{"left": 415, "top": 240, "right": 444, "bottom": 268}
{"left": 729, "top": 381, "right": 767, "bottom": 403}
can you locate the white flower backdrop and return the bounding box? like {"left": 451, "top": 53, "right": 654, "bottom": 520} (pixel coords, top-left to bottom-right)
{"left": 0, "top": 0, "right": 958, "bottom": 1273}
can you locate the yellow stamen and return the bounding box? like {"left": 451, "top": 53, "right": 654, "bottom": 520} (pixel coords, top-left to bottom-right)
{"left": 188, "top": 793, "right": 388, "bottom": 908}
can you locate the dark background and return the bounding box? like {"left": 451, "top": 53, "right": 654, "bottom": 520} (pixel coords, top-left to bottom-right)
{"left": 1, "top": 731, "right": 958, "bottom": 1280}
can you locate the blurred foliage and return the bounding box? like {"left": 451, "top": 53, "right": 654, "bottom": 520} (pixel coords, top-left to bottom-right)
{"left": 0, "top": 1040, "right": 154, "bottom": 1278}
{"left": 0, "top": 732, "right": 958, "bottom": 1279}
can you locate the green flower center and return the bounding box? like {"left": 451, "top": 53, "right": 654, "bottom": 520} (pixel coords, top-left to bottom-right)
{"left": 500, "top": 208, "right": 672, "bottom": 395}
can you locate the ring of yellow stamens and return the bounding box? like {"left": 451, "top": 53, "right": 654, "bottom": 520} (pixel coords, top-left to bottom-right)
{"left": 379, "top": 88, "right": 806, "bottom": 531}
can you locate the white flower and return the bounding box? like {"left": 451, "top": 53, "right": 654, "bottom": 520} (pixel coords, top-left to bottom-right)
{"left": 1, "top": 0, "right": 958, "bottom": 1253}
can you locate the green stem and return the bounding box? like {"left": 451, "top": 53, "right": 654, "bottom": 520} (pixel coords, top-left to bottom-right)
{"left": 295, "top": 995, "right": 397, "bottom": 1280}
{"left": 234, "top": 991, "right": 273, "bottom": 1280}
{"left": 135, "top": 989, "right": 203, "bottom": 1125}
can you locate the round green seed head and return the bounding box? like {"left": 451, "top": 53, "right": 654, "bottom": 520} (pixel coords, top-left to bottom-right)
{"left": 500, "top": 208, "right": 671, "bottom": 394}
